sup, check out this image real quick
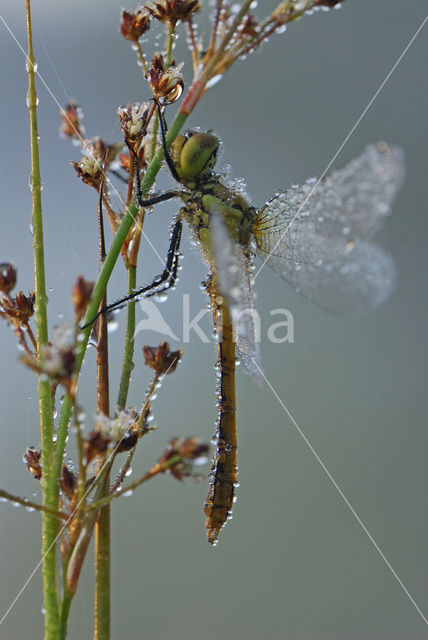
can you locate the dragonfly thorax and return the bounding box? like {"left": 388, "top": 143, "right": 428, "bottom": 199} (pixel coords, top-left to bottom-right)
{"left": 179, "top": 180, "right": 256, "bottom": 259}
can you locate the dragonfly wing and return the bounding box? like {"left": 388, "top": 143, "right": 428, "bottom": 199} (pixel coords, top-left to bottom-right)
{"left": 259, "top": 237, "right": 396, "bottom": 315}
{"left": 254, "top": 143, "right": 404, "bottom": 315}
{"left": 210, "top": 210, "right": 264, "bottom": 385}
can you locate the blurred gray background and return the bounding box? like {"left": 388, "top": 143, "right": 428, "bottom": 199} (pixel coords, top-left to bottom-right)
{"left": 0, "top": 1, "right": 427, "bottom": 638}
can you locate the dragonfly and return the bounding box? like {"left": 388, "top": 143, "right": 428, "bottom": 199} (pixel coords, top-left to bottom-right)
{"left": 87, "top": 116, "right": 405, "bottom": 544}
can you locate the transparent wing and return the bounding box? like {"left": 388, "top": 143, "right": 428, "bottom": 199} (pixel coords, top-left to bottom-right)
{"left": 210, "top": 210, "right": 263, "bottom": 386}
{"left": 254, "top": 143, "right": 405, "bottom": 315}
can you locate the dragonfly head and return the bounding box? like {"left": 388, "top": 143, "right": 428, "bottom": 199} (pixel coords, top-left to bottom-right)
{"left": 171, "top": 131, "right": 219, "bottom": 183}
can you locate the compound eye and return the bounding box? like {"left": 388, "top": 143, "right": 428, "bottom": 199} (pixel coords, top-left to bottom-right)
{"left": 179, "top": 132, "right": 220, "bottom": 179}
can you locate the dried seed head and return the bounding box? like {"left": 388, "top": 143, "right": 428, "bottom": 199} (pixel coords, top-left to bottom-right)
{"left": 72, "top": 276, "right": 94, "bottom": 323}
{"left": 120, "top": 7, "right": 151, "bottom": 42}
{"left": 115, "top": 430, "right": 139, "bottom": 453}
{"left": 23, "top": 447, "right": 42, "bottom": 480}
{"left": 117, "top": 102, "right": 151, "bottom": 142}
{"left": 59, "top": 100, "right": 85, "bottom": 140}
{"left": 145, "top": 0, "right": 201, "bottom": 25}
{"left": 72, "top": 154, "right": 103, "bottom": 190}
{"left": 159, "top": 436, "right": 209, "bottom": 480}
{"left": 83, "top": 137, "right": 124, "bottom": 166}
{"left": 178, "top": 436, "right": 210, "bottom": 463}
{"left": 95, "top": 409, "right": 139, "bottom": 447}
{"left": 0, "top": 263, "right": 17, "bottom": 294}
{"left": 143, "top": 342, "right": 182, "bottom": 374}
{"left": 15, "top": 291, "right": 35, "bottom": 319}
{"left": 1, "top": 290, "right": 35, "bottom": 326}
{"left": 148, "top": 54, "right": 184, "bottom": 104}
{"left": 60, "top": 464, "right": 77, "bottom": 500}
{"left": 239, "top": 14, "right": 259, "bottom": 38}
{"left": 85, "top": 430, "right": 110, "bottom": 463}
{"left": 39, "top": 326, "right": 76, "bottom": 382}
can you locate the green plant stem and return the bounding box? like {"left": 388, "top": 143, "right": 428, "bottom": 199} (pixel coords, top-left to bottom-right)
{"left": 75, "top": 412, "right": 87, "bottom": 517}
{"left": 94, "top": 197, "right": 111, "bottom": 640}
{"left": 135, "top": 41, "right": 148, "bottom": 77}
{"left": 94, "top": 498, "right": 110, "bottom": 640}
{"left": 117, "top": 266, "right": 137, "bottom": 409}
{"left": 53, "top": 109, "right": 189, "bottom": 483}
{"left": 148, "top": 114, "right": 159, "bottom": 164}
{"left": 59, "top": 592, "right": 72, "bottom": 640}
{"left": 165, "top": 23, "right": 176, "bottom": 68}
{"left": 26, "top": 2, "right": 59, "bottom": 637}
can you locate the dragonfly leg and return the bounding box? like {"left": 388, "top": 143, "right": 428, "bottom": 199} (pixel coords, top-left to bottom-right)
{"left": 80, "top": 219, "right": 183, "bottom": 329}
{"left": 126, "top": 140, "right": 179, "bottom": 208}
{"left": 156, "top": 101, "right": 181, "bottom": 183}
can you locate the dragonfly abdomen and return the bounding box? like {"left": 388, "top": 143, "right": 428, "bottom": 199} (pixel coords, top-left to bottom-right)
{"left": 204, "top": 296, "right": 238, "bottom": 545}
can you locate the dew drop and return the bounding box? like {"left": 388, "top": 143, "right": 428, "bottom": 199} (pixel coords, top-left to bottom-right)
{"left": 206, "top": 74, "right": 223, "bottom": 88}
{"left": 107, "top": 319, "right": 119, "bottom": 333}
{"left": 88, "top": 335, "right": 98, "bottom": 348}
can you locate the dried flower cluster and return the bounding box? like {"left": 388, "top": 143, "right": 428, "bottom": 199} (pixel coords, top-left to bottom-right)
{"left": 159, "top": 436, "right": 209, "bottom": 480}
{"left": 145, "top": 0, "right": 201, "bottom": 25}
{"left": 143, "top": 342, "right": 182, "bottom": 375}
{"left": 120, "top": 7, "right": 151, "bottom": 41}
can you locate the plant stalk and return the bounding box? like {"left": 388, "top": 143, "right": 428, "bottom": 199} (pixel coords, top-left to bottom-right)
{"left": 94, "top": 186, "right": 111, "bottom": 640}
{"left": 26, "top": 2, "right": 59, "bottom": 636}
{"left": 117, "top": 266, "right": 137, "bottom": 409}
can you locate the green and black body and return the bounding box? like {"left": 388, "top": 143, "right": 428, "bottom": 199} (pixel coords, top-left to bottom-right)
{"left": 170, "top": 131, "right": 256, "bottom": 544}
